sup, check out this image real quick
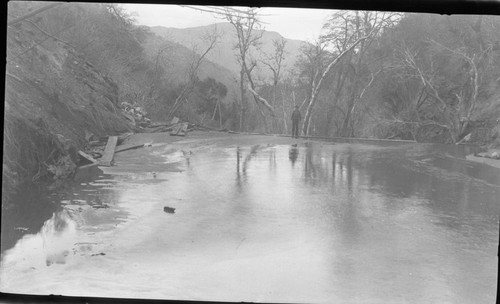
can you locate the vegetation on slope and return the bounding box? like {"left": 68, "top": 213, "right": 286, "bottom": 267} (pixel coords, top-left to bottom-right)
{"left": 3, "top": 2, "right": 234, "bottom": 201}
{"left": 5, "top": 2, "right": 132, "bottom": 197}
{"left": 150, "top": 12, "right": 500, "bottom": 143}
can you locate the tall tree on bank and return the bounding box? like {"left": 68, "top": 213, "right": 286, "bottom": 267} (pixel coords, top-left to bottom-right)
{"left": 401, "top": 16, "right": 499, "bottom": 142}
{"left": 223, "top": 7, "right": 275, "bottom": 132}
{"left": 300, "top": 11, "right": 401, "bottom": 137}
{"left": 375, "top": 14, "right": 500, "bottom": 142}
{"left": 184, "top": 6, "right": 278, "bottom": 131}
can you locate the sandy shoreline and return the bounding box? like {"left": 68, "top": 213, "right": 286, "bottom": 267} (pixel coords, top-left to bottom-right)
{"left": 466, "top": 149, "right": 500, "bottom": 169}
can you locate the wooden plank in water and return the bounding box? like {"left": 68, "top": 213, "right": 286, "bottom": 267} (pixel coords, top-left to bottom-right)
{"left": 99, "top": 136, "right": 118, "bottom": 166}
{"left": 115, "top": 143, "right": 145, "bottom": 153}
{"left": 78, "top": 150, "right": 98, "bottom": 164}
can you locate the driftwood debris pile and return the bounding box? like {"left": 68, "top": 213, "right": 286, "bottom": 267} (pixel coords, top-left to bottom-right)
{"left": 74, "top": 116, "right": 239, "bottom": 178}
{"left": 139, "top": 117, "right": 203, "bottom": 137}
{"left": 138, "top": 116, "right": 242, "bottom": 135}
{"left": 76, "top": 132, "right": 136, "bottom": 175}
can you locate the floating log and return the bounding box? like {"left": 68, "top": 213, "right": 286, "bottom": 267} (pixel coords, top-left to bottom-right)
{"left": 99, "top": 136, "right": 117, "bottom": 166}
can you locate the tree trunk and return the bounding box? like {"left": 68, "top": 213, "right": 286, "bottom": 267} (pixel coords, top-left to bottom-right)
{"left": 325, "top": 62, "right": 349, "bottom": 136}
{"left": 341, "top": 83, "right": 361, "bottom": 137}
{"left": 239, "top": 69, "right": 246, "bottom": 131}
{"left": 218, "top": 99, "right": 223, "bottom": 129}
{"left": 302, "top": 87, "right": 317, "bottom": 135}
{"left": 340, "top": 41, "right": 367, "bottom": 137}
{"left": 301, "top": 34, "right": 372, "bottom": 136}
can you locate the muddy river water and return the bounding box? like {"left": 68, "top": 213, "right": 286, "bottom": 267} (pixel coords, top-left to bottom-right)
{"left": 1, "top": 133, "right": 499, "bottom": 303}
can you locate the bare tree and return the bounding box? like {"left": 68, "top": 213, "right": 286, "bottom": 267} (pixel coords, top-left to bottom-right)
{"left": 167, "top": 28, "right": 220, "bottom": 119}
{"left": 184, "top": 6, "right": 277, "bottom": 131}
{"left": 402, "top": 38, "right": 490, "bottom": 142}
{"left": 300, "top": 32, "right": 372, "bottom": 136}
{"left": 262, "top": 37, "right": 287, "bottom": 133}
{"left": 222, "top": 7, "right": 276, "bottom": 131}
{"left": 317, "top": 11, "right": 401, "bottom": 137}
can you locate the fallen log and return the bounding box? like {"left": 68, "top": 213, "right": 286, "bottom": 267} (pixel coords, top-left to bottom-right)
{"left": 115, "top": 143, "right": 146, "bottom": 153}
{"left": 194, "top": 125, "right": 214, "bottom": 131}
{"left": 153, "top": 125, "right": 175, "bottom": 133}
{"left": 148, "top": 117, "right": 179, "bottom": 128}
{"left": 149, "top": 122, "right": 171, "bottom": 128}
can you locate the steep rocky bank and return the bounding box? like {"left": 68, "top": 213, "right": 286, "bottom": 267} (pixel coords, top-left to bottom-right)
{"left": 4, "top": 18, "right": 132, "bottom": 202}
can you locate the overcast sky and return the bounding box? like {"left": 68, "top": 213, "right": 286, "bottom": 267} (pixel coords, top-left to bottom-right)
{"left": 121, "top": 4, "right": 334, "bottom": 42}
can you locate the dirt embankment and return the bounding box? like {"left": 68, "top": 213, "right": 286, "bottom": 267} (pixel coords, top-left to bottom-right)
{"left": 4, "top": 22, "right": 132, "bottom": 201}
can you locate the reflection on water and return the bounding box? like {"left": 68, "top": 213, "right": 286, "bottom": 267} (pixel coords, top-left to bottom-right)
{"left": 1, "top": 140, "right": 498, "bottom": 303}
{"left": 1, "top": 182, "right": 59, "bottom": 252}
{"left": 289, "top": 144, "right": 298, "bottom": 165}
{"left": 1, "top": 210, "right": 77, "bottom": 269}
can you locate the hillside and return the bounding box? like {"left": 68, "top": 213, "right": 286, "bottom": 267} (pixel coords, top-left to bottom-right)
{"left": 141, "top": 30, "right": 239, "bottom": 105}
{"left": 150, "top": 22, "right": 307, "bottom": 82}
{"left": 4, "top": 2, "right": 246, "bottom": 208}
{"left": 4, "top": 6, "right": 132, "bottom": 196}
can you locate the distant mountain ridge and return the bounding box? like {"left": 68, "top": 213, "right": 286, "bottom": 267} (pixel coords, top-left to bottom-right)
{"left": 150, "top": 22, "right": 307, "bottom": 82}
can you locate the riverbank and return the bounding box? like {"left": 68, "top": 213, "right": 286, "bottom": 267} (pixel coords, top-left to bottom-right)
{"left": 466, "top": 148, "right": 500, "bottom": 169}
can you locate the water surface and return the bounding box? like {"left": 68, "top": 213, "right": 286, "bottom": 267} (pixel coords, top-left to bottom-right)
{"left": 1, "top": 135, "right": 498, "bottom": 303}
